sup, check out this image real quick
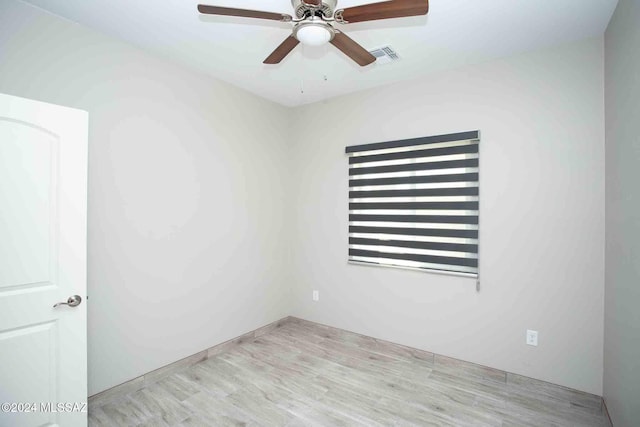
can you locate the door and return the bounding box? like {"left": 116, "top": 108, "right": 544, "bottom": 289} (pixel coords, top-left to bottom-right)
{"left": 0, "top": 93, "right": 88, "bottom": 427}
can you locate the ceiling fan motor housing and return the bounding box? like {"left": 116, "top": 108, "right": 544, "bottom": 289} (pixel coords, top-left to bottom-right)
{"left": 292, "top": 0, "right": 337, "bottom": 19}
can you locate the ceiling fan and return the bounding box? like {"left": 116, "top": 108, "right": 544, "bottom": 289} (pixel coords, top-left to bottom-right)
{"left": 197, "top": 0, "right": 429, "bottom": 66}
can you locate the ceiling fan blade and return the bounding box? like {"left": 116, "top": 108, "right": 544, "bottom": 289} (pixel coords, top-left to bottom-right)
{"left": 330, "top": 32, "right": 376, "bottom": 66}
{"left": 197, "top": 4, "right": 292, "bottom": 22}
{"left": 263, "top": 36, "right": 300, "bottom": 64}
{"left": 335, "top": 0, "right": 428, "bottom": 24}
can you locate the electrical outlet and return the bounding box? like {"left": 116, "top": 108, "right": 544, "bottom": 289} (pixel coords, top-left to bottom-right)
{"left": 312, "top": 290, "right": 319, "bottom": 302}
{"left": 526, "top": 330, "right": 538, "bottom": 346}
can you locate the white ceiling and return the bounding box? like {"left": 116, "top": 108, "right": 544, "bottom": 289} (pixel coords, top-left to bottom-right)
{"left": 22, "top": 0, "right": 617, "bottom": 107}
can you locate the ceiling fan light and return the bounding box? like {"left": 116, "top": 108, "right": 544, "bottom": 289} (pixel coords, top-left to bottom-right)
{"left": 294, "top": 22, "right": 334, "bottom": 46}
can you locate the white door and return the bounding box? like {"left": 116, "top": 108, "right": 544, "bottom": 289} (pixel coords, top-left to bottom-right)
{"left": 0, "top": 93, "right": 88, "bottom": 427}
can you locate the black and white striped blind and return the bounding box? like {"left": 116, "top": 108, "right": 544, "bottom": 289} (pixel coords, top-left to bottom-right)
{"left": 346, "top": 131, "right": 479, "bottom": 277}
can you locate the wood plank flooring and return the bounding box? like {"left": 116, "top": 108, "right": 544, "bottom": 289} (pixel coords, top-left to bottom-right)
{"left": 88, "top": 319, "right": 610, "bottom": 426}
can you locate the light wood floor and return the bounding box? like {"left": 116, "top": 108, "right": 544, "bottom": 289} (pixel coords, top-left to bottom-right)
{"left": 89, "top": 319, "right": 610, "bottom": 426}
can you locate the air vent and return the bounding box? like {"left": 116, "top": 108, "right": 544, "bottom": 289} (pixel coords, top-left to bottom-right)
{"left": 368, "top": 46, "right": 400, "bottom": 65}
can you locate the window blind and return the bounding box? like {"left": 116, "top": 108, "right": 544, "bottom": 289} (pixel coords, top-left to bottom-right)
{"left": 346, "top": 131, "right": 479, "bottom": 277}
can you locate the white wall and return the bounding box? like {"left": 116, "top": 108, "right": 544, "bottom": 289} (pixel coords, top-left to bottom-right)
{"left": 0, "top": 0, "right": 292, "bottom": 395}
{"left": 604, "top": 0, "right": 640, "bottom": 424}
{"left": 289, "top": 38, "right": 605, "bottom": 395}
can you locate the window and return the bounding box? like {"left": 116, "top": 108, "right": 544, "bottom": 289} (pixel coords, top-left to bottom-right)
{"left": 346, "top": 131, "right": 480, "bottom": 277}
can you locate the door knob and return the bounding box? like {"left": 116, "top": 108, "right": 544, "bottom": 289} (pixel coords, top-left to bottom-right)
{"left": 53, "top": 295, "right": 82, "bottom": 308}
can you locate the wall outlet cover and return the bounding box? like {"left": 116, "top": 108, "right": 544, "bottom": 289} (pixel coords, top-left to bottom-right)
{"left": 312, "top": 290, "right": 319, "bottom": 302}
{"left": 526, "top": 329, "right": 539, "bottom": 346}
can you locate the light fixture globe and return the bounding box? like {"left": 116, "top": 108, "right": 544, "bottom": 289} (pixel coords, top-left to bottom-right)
{"left": 293, "top": 21, "right": 335, "bottom": 46}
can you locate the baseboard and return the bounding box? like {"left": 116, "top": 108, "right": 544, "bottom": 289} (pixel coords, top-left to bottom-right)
{"left": 88, "top": 316, "right": 291, "bottom": 405}
{"left": 602, "top": 397, "right": 614, "bottom": 426}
